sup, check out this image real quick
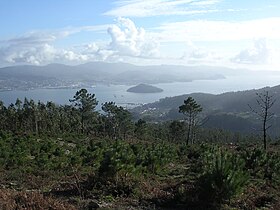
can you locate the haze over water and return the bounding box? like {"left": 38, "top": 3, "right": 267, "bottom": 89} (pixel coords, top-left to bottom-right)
{"left": 1, "top": 74, "right": 280, "bottom": 107}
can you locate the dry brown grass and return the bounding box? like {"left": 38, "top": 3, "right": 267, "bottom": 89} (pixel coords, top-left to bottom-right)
{"left": 231, "top": 183, "right": 280, "bottom": 210}
{"left": 0, "top": 189, "right": 77, "bottom": 210}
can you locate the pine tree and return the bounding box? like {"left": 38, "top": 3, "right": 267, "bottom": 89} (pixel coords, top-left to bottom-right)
{"left": 70, "top": 89, "right": 98, "bottom": 134}
{"left": 179, "top": 97, "right": 202, "bottom": 144}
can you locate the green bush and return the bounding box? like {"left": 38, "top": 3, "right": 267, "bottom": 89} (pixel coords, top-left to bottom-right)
{"left": 198, "top": 149, "right": 249, "bottom": 206}
{"left": 241, "top": 148, "right": 280, "bottom": 183}
{"left": 98, "top": 141, "right": 137, "bottom": 179}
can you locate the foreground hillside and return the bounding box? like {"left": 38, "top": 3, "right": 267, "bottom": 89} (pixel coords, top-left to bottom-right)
{"left": 0, "top": 89, "right": 279, "bottom": 209}
{"left": 0, "top": 132, "right": 279, "bottom": 210}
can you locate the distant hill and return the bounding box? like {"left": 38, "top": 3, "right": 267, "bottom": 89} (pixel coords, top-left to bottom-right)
{"left": 0, "top": 62, "right": 228, "bottom": 91}
{"left": 127, "top": 84, "right": 163, "bottom": 93}
{"left": 131, "top": 85, "right": 280, "bottom": 136}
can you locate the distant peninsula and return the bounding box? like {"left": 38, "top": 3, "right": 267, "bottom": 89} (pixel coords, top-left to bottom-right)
{"left": 127, "top": 84, "right": 163, "bottom": 93}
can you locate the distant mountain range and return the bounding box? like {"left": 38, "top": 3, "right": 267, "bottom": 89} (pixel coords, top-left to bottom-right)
{"left": 131, "top": 85, "right": 280, "bottom": 136}
{"left": 0, "top": 62, "right": 230, "bottom": 91}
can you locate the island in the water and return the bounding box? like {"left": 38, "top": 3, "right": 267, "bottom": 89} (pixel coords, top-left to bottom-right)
{"left": 127, "top": 84, "right": 163, "bottom": 93}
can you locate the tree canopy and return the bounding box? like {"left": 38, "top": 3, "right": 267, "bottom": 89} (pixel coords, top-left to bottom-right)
{"left": 179, "top": 97, "right": 203, "bottom": 144}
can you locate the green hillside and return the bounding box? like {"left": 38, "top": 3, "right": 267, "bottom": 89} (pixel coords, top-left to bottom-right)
{"left": 131, "top": 85, "right": 280, "bottom": 135}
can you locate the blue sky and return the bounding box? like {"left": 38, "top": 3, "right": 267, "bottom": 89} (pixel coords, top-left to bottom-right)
{"left": 0, "top": 0, "right": 280, "bottom": 70}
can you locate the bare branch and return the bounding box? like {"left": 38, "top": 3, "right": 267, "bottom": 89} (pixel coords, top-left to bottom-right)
{"left": 249, "top": 91, "right": 275, "bottom": 151}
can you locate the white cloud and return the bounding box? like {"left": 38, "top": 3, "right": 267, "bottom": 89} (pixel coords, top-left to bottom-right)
{"left": 1, "top": 15, "right": 279, "bottom": 69}
{"left": 104, "top": 0, "right": 222, "bottom": 17}
{"left": 77, "top": 18, "right": 160, "bottom": 61}
{"left": 3, "top": 34, "right": 57, "bottom": 46}
{"left": 0, "top": 18, "right": 160, "bottom": 65}
{"left": 26, "top": 24, "right": 110, "bottom": 40}
{"left": 232, "top": 39, "right": 270, "bottom": 65}
{"left": 153, "top": 18, "right": 280, "bottom": 42}
{"left": 4, "top": 44, "right": 56, "bottom": 65}
{"left": 181, "top": 41, "right": 222, "bottom": 64}
{"left": 107, "top": 17, "right": 159, "bottom": 58}
{"left": 0, "top": 33, "right": 91, "bottom": 65}
{"left": 190, "top": 0, "right": 221, "bottom": 6}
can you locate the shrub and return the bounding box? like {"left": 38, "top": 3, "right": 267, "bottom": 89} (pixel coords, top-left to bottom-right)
{"left": 98, "top": 141, "right": 137, "bottom": 180}
{"left": 241, "top": 148, "right": 280, "bottom": 183}
{"left": 198, "top": 149, "right": 249, "bottom": 206}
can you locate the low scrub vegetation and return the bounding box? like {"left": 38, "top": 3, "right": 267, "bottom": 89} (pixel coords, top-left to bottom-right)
{"left": 0, "top": 90, "right": 279, "bottom": 209}
{"left": 0, "top": 132, "right": 279, "bottom": 209}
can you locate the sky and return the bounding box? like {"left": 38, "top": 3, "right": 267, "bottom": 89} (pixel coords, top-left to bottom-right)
{"left": 0, "top": 0, "right": 280, "bottom": 70}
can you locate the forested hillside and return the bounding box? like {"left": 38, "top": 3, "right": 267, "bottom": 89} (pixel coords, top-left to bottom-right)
{"left": 132, "top": 85, "right": 280, "bottom": 135}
